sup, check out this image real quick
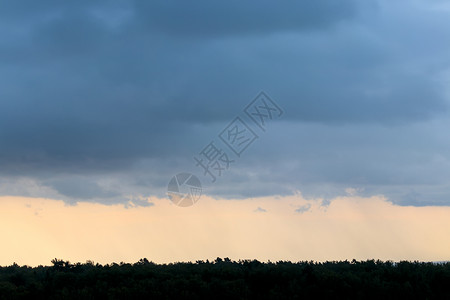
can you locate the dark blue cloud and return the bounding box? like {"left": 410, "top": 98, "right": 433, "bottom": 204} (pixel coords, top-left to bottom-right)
{"left": 0, "top": 0, "right": 449, "bottom": 206}
{"left": 133, "top": 0, "right": 356, "bottom": 37}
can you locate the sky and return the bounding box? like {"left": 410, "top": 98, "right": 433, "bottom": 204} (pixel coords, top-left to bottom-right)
{"left": 0, "top": 0, "right": 450, "bottom": 265}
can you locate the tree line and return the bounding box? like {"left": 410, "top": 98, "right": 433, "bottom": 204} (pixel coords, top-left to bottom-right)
{"left": 0, "top": 258, "right": 448, "bottom": 299}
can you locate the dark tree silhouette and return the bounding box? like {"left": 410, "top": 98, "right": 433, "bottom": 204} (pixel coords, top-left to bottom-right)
{"left": 0, "top": 259, "right": 448, "bottom": 299}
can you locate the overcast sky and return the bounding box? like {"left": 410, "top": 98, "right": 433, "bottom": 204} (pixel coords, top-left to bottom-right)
{"left": 1, "top": 0, "right": 450, "bottom": 207}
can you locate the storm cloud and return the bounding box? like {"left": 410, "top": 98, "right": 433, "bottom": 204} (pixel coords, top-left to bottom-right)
{"left": 0, "top": 0, "right": 450, "bottom": 206}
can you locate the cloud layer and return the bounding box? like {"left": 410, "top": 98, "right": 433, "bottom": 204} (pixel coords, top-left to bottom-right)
{"left": 1, "top": 0, "right": 450, "bottom": 206}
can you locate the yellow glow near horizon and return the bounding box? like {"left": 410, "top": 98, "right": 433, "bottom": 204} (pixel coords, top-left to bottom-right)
{"left": 0, "top": 194, "right": 449, "bottom": 266}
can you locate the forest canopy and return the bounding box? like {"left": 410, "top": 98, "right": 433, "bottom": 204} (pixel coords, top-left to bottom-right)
{"left": 0, "top": 259, "right": 448, "bottom": 299}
